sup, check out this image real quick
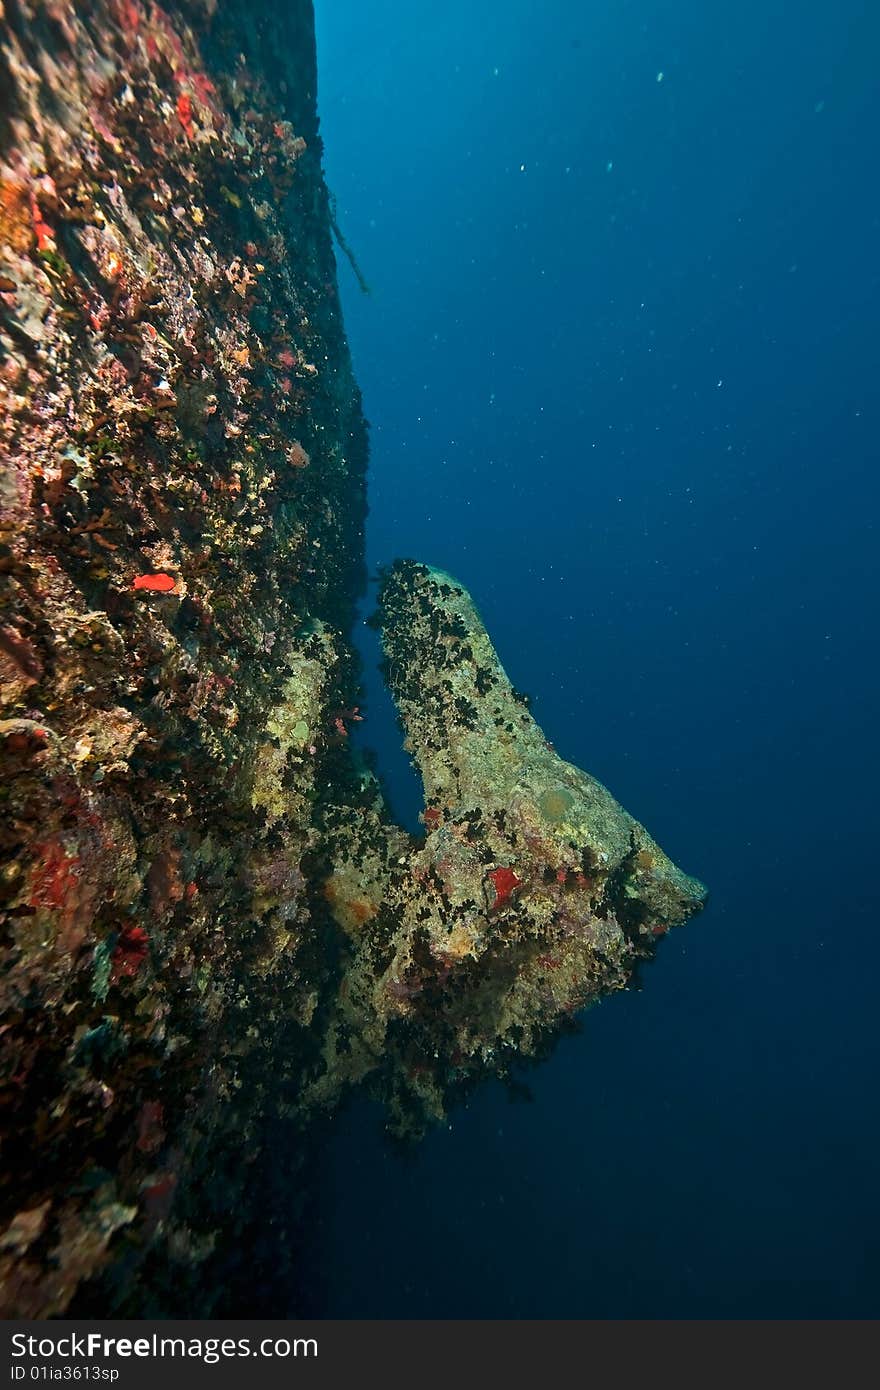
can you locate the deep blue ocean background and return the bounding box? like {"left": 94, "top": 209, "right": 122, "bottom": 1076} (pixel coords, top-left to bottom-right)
{"left": 302, "top": 0, "right": 879, "bottom": 1317}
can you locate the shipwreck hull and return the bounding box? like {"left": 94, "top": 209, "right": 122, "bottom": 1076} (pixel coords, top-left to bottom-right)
{"left": 0, "top": 0, "right": 704, "bottom": 1316}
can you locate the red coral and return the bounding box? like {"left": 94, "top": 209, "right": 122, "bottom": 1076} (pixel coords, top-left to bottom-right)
{"left": 111, "top": 0, "right": 140, "bottom": 33}
{"left": 111, "top": 925, "right": 149, "bottom": 980}
{"left": 190, "top": 72, "right": 219, "bottom": 120}
{"left": 176, "top": 93, "right": 195, "bottom": 140}
{"left": 132, "top": 572, "right": 176, "bottom": 592}
{"left": 330, "top": 706, "right": 362, "bottom": 738}
{"left": 29, "top": 194, "right": 54, "bottom": 252}
{"left": 487, "top": 866, "right": 522, "bottom": 910}
{"left": 29, "top": 841, "right": 81, "bottom": 912}
{"left": 537, "top": 953, "right": 561, "bottom": 970}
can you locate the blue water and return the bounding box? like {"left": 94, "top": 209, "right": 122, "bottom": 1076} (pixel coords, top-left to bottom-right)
{"left": 305, "top": 0, "right": 879, "bottom": 1317}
